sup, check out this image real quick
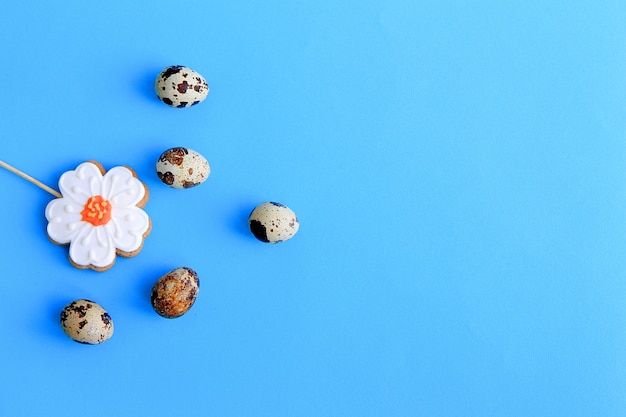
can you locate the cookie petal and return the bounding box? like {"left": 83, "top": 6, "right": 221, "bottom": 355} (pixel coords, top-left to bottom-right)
{"left": 102, "top": 166, "right": 146, "bottom": 207}
{"left": 58, "top": 162, "right": 104, "bottom": 205}
{"left": 45, "top": 198, "right": 86, "bottom": 244}
{"left": 107, "top": 206, "right": 150, "bottom": 253}
{"left": 68, "top": 224, "right": 116, "bottom": 268}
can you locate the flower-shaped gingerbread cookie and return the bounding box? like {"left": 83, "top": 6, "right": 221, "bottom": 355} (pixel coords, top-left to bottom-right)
{"left": 45, "top": 161, "right": 151, "bottom": 271}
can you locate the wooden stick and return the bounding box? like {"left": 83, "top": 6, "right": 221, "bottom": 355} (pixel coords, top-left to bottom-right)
{"left": 0, "top": 159, "right": 62, "bottom": 198}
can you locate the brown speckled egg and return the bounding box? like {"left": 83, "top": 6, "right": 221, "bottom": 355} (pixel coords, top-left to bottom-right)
{"left": 60, "top": 299, "right": 114, "bottom": 344}
{"left": 156, "top": 147, "right": 210, "bottom": 188}
{"left": 151, "top": 267, "right": 200, "bottom": 318}
{"left": 155, "top": 65, "right": 209, "bottom": 108}
{"left": 249, "top": 202, "right": 300, "bottom": 243}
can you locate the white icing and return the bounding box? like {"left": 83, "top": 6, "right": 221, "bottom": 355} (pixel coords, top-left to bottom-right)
{"left": 45, "top": 162, "right": 150, "bottom": 269}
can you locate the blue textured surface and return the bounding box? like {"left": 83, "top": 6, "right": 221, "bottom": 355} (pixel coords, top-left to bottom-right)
{"left": 1, "top": 1, "right": 625, "bottom": 416}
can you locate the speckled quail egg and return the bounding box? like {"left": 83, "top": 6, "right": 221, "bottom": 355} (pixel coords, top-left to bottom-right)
{"left": 151, "top": 267, "right": 200, "bottom": 318}
{"left": 155, "top": 65, "right": 209, "bottom": 108}
{"left": 60, "top": 299, "right": 114, "bottom": 344}
{"left": 156, "top": 147, "right": 210, "bottom": 188}
{"left": 248, "top": 202, "right": 300, "bottom": 243}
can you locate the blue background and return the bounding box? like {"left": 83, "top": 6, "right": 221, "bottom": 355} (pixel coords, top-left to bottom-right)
{"left": 1, "top": 1, "right": 625, "bottom": 416}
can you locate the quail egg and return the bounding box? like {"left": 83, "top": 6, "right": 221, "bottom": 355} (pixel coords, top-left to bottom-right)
{"left": 60, "top": 299, "right": 114, "bottom": 344}
{"left": 155, "top": 65, "right": 209, "bottom": 108}
{"left": 151, "top": 267, "right": 200, "bottom": 318}
{"left": 156, "top": 147, "right": 210, "bottom": 188}
{"left": 249, "top": 202, "right": 300, "bottom": 243}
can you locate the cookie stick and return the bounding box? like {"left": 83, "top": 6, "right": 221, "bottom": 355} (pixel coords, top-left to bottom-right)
{"left": 0, "top": 159, "right": 62, "bottom": 198}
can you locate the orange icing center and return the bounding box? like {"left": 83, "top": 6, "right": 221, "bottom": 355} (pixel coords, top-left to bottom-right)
{"left": 80, "top": 195, "right": 112, "bottom": 226}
